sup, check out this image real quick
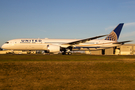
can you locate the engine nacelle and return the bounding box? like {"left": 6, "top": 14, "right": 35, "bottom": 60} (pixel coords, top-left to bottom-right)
{"left": 47, "top": 45, "right": 60, "bottom": 53}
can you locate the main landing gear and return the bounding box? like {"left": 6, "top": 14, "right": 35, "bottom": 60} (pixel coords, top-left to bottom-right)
{"left": 61, "top": 49, "right": 72, "bottom": 55}
{"left": 61, "top": 47, "right": 73, "bottom": 55}
{"left": 62, "top": 52, "right": 72, "bottom": 55}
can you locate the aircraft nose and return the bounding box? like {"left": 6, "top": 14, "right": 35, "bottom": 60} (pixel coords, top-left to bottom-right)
{"left": 1, "top": 45, "right": 4, "bottom": 49}
{"left": 1, "top": 44, "right": 6, "bottom": 49}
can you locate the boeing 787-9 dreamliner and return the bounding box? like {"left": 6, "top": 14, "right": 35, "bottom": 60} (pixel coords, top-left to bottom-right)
{"left": 1, "top": 23, "right": 131, "bottom": 55}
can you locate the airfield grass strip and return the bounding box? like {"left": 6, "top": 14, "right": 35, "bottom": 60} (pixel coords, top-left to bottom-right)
{"left": 0, "top": 54, "right": 135, "bottom": 62}
{"left": 0, "top": 54, "right": 135, "bottom": 90}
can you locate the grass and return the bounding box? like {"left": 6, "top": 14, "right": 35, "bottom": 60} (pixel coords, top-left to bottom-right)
{"left": 0, "top": 54, "right": 135, "bottom": 90}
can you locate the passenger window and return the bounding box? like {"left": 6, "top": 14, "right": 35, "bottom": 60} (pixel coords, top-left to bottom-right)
{"left": 39, "top": 40, "right": 42, "bottom": 42}
{"left": 21, "top": 40, "right": 25, "bottom": 42}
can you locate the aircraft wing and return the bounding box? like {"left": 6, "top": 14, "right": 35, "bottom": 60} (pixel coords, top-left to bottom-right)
{"left": 113, "top": 40, "right": 132, "bottom": 44}
{"left": 63, "top": 35, "right": 107, "bottom": 45}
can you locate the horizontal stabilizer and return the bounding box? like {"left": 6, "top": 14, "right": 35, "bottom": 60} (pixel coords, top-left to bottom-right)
{"left": 113, "top": 40, "right": 132, "bottom": 44}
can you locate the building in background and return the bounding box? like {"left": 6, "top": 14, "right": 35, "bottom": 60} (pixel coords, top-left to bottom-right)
{"left": 85, "top": 44, "right": 135, "bottom": 55}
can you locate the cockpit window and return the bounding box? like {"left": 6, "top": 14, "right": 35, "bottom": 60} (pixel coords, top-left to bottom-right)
{"left": 5, "top": 42, "right": 9, "bottom": 44}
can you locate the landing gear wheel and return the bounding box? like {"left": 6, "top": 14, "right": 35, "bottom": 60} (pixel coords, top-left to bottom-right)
{"left": 68, "top": 52, "right": 72, "bottom": 55}
{"left": 62, "top": 52, "right": 72, "bottom": 55}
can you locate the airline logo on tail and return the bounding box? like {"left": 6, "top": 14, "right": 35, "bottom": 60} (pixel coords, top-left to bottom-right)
{"left": 105, "top": 23, "right": 124, "bottom": 41}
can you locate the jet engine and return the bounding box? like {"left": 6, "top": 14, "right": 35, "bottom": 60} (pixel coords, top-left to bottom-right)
{"left": 46, "top": 45, "right": 60, "bottom": 53}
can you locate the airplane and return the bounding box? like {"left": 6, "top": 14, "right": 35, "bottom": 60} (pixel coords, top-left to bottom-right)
{"left": 1, "top": 23, "right": 131, "bottom": 55}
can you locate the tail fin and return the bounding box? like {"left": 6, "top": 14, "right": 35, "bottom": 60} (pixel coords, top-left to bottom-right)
{"left": 105, "top": 23, "right": 124, "bottom": 41}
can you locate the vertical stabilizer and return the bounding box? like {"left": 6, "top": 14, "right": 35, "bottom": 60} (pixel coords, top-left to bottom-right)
{"left": 105, "top": 23, "right": 124, "bottom": 41}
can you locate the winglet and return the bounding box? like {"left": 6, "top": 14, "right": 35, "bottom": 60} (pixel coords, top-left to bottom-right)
{"left": 105, "top": 23, "right": 124, "bottom": 41}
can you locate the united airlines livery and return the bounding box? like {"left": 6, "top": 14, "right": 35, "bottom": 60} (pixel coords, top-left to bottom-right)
{"left": 1, "top": 23, "right": 131, "bottom": 55}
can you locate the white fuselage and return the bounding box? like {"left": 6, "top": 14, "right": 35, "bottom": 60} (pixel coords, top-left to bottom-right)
{"left": 1, "top": 38, "right": 119, "bottom": 51}
{"left": 1, "top": 38, "right": 78, "bottom": 50}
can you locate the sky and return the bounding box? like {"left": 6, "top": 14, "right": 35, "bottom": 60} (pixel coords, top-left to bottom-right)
{"left": 0, "top": 0, "right": 135, "bottom": 47}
